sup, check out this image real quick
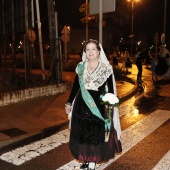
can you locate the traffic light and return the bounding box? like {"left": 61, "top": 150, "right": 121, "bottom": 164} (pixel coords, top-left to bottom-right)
{"left": 61, "top": 26, "right": 70, "bottom": 43}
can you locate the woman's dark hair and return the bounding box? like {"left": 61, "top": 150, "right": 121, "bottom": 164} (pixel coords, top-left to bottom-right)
{"left": 83, "top": 39, "right": 101, "bottom": 52}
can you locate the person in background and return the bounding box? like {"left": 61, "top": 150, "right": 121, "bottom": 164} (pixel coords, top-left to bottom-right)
{"left": 155, "top": 44, "right": 170, "bottom": 80}
{"left": 150, "top": 55, "right": 158, "bottom": 82}
{"left": 159, "top": 44, "right": 170, "bottom": 59}
{"left": 121, "top": 51, "right": 128, "bottom": 71}
{"left": 112, "top": 50, "right": 119, "bottom": 67}
{"left": 135, "top": 47, "right": 148, "bottom": 85}
{"left": 144, "top": 50, "right": 151, "bottom": 69}
{"left": 124, "top": 50, "right": 132, "bottom": 72}
{"left": 65, "top": 39, "right": 122, "bottom": 170}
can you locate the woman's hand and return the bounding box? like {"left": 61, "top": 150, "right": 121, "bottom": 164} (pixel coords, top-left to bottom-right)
{"left": 65, "top": 104, "right": 72, "bottom": 114}
{"left": 105, "top": 105, "right": 113, "bottom": 110}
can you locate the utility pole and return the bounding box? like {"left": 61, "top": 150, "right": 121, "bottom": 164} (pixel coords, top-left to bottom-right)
{"left": 154, "top": 32, "right": 159, "bottom": 58}
{"left": 99, "top": 0, "right": 103, "bottom": 45}
{"left": 35, "top": 0, "right": 45, "bottom": 80}
{"left": 127, "top": 0, "right": 140, "bottom": 57}
{"left": 61, "top": 26, "right": 70, "bottom": 63}
{"left": 48, "top": 0, "right": 54, "bottom": 57}
{"left": 11, "top": 0, "right": 16, "bottom": 73}
{"left": 54, "top": 1, "right": 58, "bottom": 39}
{"left": 89, "top": 0, "right": 116, "bottom": 45}
{"left": 86, "top": 0, "right": 88, "bottom": 41}
{"left": 24, "top": 0, "right": 29, "bottom": 87}
{"left": 31, "top": 0, "right": 34, "bottom": 27}
{"left": 129, "top": 0, "right": 134, "bottom": 58}
{"left": 163, "top": 0, "right": 167, "bottom": 43}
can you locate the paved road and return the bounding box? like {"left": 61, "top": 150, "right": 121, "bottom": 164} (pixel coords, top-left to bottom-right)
{"left": 0, "top": 103, "right": 169, "bottom": 169}
{"left": 0, "top": 67, "right": 137, "bottom": 149}
{"left": 0, "top": 65, "right": 170, "bottom": 170}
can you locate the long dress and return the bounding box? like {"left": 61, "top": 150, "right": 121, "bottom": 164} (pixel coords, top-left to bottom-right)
{"left": 67, "top": 74, "right": 122, "bottom": 163}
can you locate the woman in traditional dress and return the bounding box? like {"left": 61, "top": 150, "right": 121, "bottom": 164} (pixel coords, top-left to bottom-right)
{"left": 65, "top": 39, "right": 122, "bottom": 170}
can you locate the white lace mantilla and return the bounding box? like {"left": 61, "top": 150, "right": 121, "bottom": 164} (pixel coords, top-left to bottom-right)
{"left": 83, "top": 61, "right": 113, "bottom": 91}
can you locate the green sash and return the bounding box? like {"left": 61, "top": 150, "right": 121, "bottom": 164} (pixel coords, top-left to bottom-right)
{"left": 77, "top": 63, "right": 111, "bottom": 131}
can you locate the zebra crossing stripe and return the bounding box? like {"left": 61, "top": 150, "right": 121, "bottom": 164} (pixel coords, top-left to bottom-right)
{"left": 0, "top": 103, "right": 133, "bottom": 166}
{"left": 152, "top": 150, "right": 170, "bottom": 170}
{"left": 57, "top": 110, "right": 170, "bottom": 170}
{"left": 0, "top": 110, "right": 169, "bottom": 168}
{"left": 0, "top": 129, "right": 70, "bottom": 165}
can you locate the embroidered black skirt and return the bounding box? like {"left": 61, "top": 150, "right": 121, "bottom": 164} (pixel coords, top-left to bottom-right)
{"left": 69, "top": 90, "right": 122, "bottom": 162}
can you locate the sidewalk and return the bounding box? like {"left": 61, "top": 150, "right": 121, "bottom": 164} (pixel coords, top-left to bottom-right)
{"left": 0, "top": 65, "right": 169, "bottom": 154}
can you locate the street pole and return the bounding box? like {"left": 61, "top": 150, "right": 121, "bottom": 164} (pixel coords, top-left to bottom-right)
{"left": 130, "top": 0, "right": 134, "bottom": 58}
{"left": 35, "top": 0, "right": 45, "bottom": 80}
{"left": 24, "top": 0, "right": 28, "bottom": 87}
{"left": 55, "top": 12, "right": 58, "bottom": 39}
{"left": 64, "top": 26, "right": 67, "bottom": 63}
{"left": 48, "top": 0, "right": 54, "bottom": 56}
{"left": 61, "top": 26, "right": 70, "bottom": 64}
{"left": 155, "top": 32, "right": 158, "bottom": 58}
{"left": 86, "top": 0, "right": 88, "bottom": 41}
{"left": 127, "top": 0, "right": 140, "bottom": 57}
{"left": 99, "top": 0, "right": 103, "bottom": 45}
{"left": 31, "top": 0, "right": 34, "bottom": 28}
{"left": 54, "top": 1, "right": 61, "bottom": 83}
{"left": 163, "top": 0, "right": 167, "bottom": 42}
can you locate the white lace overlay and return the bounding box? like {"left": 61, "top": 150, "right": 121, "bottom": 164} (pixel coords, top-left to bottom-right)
{"left": 83, "top": 61, "right": 113, "bottom": 91}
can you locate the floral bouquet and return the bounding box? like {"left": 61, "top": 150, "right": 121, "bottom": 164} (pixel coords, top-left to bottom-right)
{"left": 100, "top": 93, "right": 119, "bottom": 142}
{"left": 101, "top": 93, "right": 119, "bottom": 123}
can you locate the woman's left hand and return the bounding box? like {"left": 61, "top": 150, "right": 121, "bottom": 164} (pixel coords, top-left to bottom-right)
{"left": 65, "top": 104, "right": 72, "bottom": 114}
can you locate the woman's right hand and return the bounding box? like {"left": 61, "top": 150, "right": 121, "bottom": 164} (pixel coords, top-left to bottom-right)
{"left": 65, "top": 104, "right": 72, "bottom": 114}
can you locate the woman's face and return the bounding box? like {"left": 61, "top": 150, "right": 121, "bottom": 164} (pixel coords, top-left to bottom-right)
{"left": 85, "top": 42, "right": 100, "bottom": 61}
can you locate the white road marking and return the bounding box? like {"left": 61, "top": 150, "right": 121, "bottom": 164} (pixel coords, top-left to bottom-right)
{"left": 58, "top": 110, "right": 170, "bottom": 170}
{"left": 0, "top": 129, "right": 70, "bottom": 165}
{"left": 0, "top": 110, "right": 169, "bottom": 170}
{"left": 152, "top": 150, "right": 170, "bottom": 170}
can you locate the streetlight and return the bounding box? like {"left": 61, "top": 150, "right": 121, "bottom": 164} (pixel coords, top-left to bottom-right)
{"left": 127, "top": 0, "right": 140, "bottom": 58}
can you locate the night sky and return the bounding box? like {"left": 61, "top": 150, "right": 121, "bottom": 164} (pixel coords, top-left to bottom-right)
{"left": 55, "top": 0, "right": 85, "bottom": 28}
{"left": 133, "top": 0, "right": 168, "bottom": 33}
{"left": 53, "top": 0, "right": 170, "bottom": 46}
{"left": 56, "top": 0, "right": 169, "bottom": 32}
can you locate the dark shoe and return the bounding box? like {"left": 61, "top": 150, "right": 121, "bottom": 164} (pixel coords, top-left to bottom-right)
{"left": 80, "top": 161, "right": 89, "bottom": 169}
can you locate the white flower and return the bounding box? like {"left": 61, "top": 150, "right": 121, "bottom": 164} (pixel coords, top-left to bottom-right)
{"left": 102, "top": 93, "right": 119, "bottom": 105}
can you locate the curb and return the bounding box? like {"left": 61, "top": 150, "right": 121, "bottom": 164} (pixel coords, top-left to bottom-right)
{"left": 0, "top": 83, "right": 67, "bottom": 107}
{"left": 119, "top": 78, "right": 139, "bottom": 103}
